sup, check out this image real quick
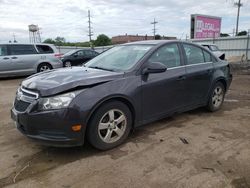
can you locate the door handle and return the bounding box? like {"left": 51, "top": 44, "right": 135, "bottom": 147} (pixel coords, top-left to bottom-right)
{"left": 11, "top": 57, "right": 18, "bottom": 59}
{"left": 3, "top": 57, "right": 9, "bottom": 60}
{"left": 177, "top": 75, "right": 186, "bottom": 81}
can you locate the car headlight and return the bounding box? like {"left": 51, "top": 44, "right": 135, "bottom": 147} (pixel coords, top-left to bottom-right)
{"left": 38, "top": 92, "right": 78, "bottom": 110}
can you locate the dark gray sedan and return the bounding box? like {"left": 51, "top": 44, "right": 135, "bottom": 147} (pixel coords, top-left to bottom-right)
{"left": 11, "top": 40, "right": 232, "bottom": 150}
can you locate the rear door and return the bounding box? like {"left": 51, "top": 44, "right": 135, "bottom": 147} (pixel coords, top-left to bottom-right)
{"left": 182, "top": 43, "right": 214, "bottom": 105}
{"left": 141, "top": 43, "right": 187, "bottom": 121}
{"left": 0, "top": 45, "right": 12, "bottom": 74}
{"left": 9, "top": 44, "right": 38, "bottom": 73}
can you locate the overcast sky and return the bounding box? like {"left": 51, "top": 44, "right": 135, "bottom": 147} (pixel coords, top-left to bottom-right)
{"left": 0, "top": 0, "right": 250, "bottom": 43}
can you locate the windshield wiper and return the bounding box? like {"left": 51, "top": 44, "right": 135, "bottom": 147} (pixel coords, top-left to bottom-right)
{"left": 88, "top": 66, "right": 115, "bottom": 72}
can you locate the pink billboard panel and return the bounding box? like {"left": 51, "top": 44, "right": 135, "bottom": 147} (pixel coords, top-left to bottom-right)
{"left": 195, "top": 16, "right": 221, "bottom": 39}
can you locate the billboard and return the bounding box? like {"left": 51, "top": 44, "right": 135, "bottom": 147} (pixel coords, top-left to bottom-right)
{"left": 190, "top": 14, "right": 221, "bottom": 39}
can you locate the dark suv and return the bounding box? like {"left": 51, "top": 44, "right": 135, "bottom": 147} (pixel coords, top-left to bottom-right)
{"left": 11, "top": 40, "right": 232, "bottom": 150}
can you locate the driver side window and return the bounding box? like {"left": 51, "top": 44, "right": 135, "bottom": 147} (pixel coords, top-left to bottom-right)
{"left": 77, "top": 50, "right": 85, "bottom": 56}
{"left": 148, "top": 43, "right": 181, "bottom": 68}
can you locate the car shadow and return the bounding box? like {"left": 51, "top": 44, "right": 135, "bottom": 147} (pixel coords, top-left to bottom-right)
{"left": 0, "top": 75, "right": 27, "bottom": 81}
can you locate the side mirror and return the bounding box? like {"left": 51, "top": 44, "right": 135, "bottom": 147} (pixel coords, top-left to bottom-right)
{"left": 73, "top": 54, "right": 78, "bottom": 57}
{"left": 142, "top": 62, "right": 167, "bottom": 75}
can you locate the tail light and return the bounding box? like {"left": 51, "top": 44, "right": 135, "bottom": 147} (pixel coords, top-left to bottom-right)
{"left": 54, "top": 53, "right": 63, "bottom": 58}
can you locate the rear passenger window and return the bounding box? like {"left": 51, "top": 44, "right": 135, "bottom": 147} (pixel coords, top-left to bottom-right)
{"left": 10, "top": 45, "right": 37, "bottom": 55}
{"left": 203, "top": 50, "right": 212, "bottom": 62}
{"left": 0, "top": 45, "right": 7, "bottom": 56}
{"left": 183, "top": 44, "right": 205, "bottom": 65}
{"left": 36, "top": 45, "right": 54, "bottom": 54}
{"left": 148, "top": 43, "right": 181, "bottom": 68}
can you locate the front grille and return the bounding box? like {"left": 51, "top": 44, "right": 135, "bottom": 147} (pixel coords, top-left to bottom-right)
{"left": 14, "top": 99, "right": 31, "bottom": 112}
{"left": 14, "top": 87, "right": 39, "bottom": 112}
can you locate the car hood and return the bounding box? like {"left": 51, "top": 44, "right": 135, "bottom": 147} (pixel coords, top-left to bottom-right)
{"left": 22, "top": 67, "right": 124, "bottom": 97}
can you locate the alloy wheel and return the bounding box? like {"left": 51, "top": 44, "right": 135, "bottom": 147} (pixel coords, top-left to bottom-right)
{"left": 64, "top": 61, "right": 72, "bottom": 67}
{"left": 212, "top": 86, "right": 224, "bottom": 108}
{"left": 98, "top": 109, "right": 127, "bottom": 144}
{"left": 39, "top": 65, "right": 51, "bottom": 72}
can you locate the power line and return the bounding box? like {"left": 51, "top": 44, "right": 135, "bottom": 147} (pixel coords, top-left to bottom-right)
{"left": 87, "top": 10, "right": 93, "bottom": 47}
{"left": 151, "top": 18, "right": 158, "bottom": 39}
{"left": 234, "top": 0, "right": 243, "bottom": 35}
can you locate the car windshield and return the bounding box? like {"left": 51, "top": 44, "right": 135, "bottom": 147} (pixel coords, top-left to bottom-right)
{"left": 85, "top": 45, "right": 153, "bottom": 72}
{"left": 63, "top": 50, "right": 77, "bottom": 56}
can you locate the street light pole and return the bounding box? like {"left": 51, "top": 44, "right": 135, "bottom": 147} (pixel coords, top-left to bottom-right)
{"left": 235, "top": 0, "right": 243, "bottom": 35}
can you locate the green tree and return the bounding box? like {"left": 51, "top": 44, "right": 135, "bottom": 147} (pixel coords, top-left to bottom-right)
{"left": 237, "top": 31, "right": 247, "bottom": 36}
{"left": 55, "top": 36, "right": 66, "bottom": 45}
{"left": 155, "top": 34, "right": 161, "bottom": 40}
{"left": 43, "top": 38, "right": 55, "bottom": 44}
{"left": 94, "top": 34, "right": 111, "bottom": 46}
{"left": 220, "top": 33, "right": 230, "bottom": 37}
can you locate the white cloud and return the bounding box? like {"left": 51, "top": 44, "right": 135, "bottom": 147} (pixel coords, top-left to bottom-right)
{"left": 0, "top": 0, "right": 249, "bottom": 43}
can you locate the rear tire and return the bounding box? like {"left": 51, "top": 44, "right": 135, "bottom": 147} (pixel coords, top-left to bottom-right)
{"left": 87, "top": 101, "right": 132, "bottom": 150}
{"left": 207, "top": 82, "right": 225, "bottom": 112}
{"left": 37, "top": 63, "right": 52, "bottom": 72}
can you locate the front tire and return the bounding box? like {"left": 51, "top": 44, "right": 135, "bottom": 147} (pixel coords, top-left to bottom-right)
{"left": 207, "top": 82, "right": 225, "bottom": 112}
{"left": 64, "top": 61, "right": 72, "bottom": 67}
{"left": 87, "top": 101, "right": 132, "bottom": 150}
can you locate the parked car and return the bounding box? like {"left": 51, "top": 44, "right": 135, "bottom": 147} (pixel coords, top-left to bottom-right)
{"left": 201, "top": 44, "right": 225, "bottom": 60}
{"left": 61, "top": 49, "right": 99, "bottom": 67}
{"left": 0, "top": 43, "right": 63, "bottom": 77}
{"left": 11, "top": 40, "right": 232, "bottom": 150}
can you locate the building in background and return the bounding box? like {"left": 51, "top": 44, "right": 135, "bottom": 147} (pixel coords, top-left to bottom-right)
{"left": 112, "top": 34, "right": 176, "bottom": 44}
{"left": 190, "top": 14, "right": 221, "bottom": 39}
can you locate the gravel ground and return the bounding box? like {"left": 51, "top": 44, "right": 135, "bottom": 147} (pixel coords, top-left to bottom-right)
{"left": 0, "top": 74, "right": 250, "bottom": 188}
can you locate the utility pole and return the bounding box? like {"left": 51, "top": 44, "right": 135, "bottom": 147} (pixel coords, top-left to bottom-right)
{"left": 234, "top": 0, "right": 243, "bottom": 35}
{"left": 87, "top": 10, "right": 93, "bottom": 48}
{"left": 13, "top": 33, "right": 17, "bottom": 43}
{"left": 151, "top": 18, "right": 158, "bottom": 39}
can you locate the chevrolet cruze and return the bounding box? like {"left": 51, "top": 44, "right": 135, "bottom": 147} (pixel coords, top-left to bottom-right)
{"left": 11, "top": 40, "right": 232, "bottom": 150}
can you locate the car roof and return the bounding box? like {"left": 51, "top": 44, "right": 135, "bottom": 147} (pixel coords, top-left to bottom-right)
{"left": 123, "top": 40, "right": 179, "bottom": 46}
{"left": 122, "top": 40, "right": 210, "bottom": 50}
{"left": 0, "top": 43, "right": 55, "bottom": 46}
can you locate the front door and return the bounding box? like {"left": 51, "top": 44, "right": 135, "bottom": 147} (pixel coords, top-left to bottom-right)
{"left": 141, "top": 43, "right": 187, "bottom": 122}
{"left": 73, "top": 50, "right": 87, "bottom": 65}
{"left": 0, "top": 45, "right": 12, "bottom": 75}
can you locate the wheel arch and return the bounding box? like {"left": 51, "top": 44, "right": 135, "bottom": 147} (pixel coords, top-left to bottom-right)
{"left": 214, "top": 77, "right": 227, "bottom": 90}
{"left": 86, "top": 95, "right": 136, "bottom": 129}
{"left": 207, "top": 77, "right": 227, "bottom": 104}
